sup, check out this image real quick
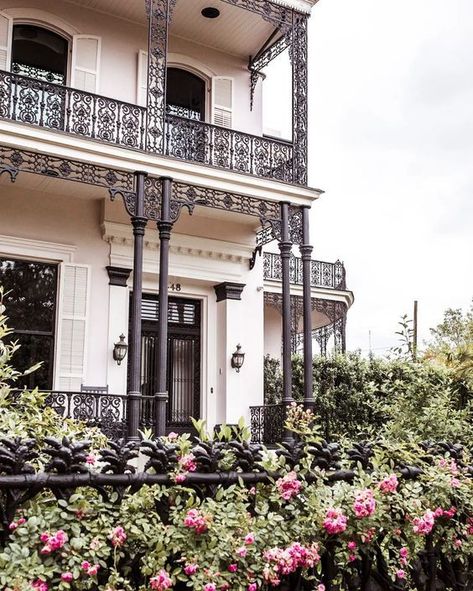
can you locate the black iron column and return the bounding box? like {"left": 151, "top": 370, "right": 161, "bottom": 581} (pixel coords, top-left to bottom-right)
{"left": 300, "top": 206, "right": 314, "bottom": 411}
{"left": 128, "top": 171, "right": 148, "bottom": 440}
{"left": 279, "top": 202, "right": 294, "bottom": 428}
{"left": 155, "top": 176, "right": 172, "bottom": 436}
{"left": 292, "top": 14, "right": 308, "bottom": 185}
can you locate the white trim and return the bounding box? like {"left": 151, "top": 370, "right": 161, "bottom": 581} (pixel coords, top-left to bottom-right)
{"left": 0, "top": 120, "right": 322, "bottom": 204}
{"left": 0, "top": 234, "right": 76, "bottom": 262}
{"left": 1, "top": 8, "right": 79, "bottom": 38}
{"left": 71, "top": 35, "right": 101, "bottom": 93}
{"left": 0, "top": 12, "right": 12, "bottom": 71}
{"left": 167, "top": 52, "right": 216, "bottom": 81}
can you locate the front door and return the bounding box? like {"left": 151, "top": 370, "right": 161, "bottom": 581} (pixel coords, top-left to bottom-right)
{"left": 138, "top": 295, "right": 201, "bottom": 433}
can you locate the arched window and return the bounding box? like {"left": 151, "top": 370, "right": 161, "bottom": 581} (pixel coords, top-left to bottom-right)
{"left": 166, "top": 67, "right": 206, "bottom": 121}
{"left": 11, "top": 24, "right": 68, "bottom": 84}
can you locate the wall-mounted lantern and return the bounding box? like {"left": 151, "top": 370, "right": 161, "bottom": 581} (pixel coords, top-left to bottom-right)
{"left": 113, "top": 334, "right": 128, "bottom": 366}
{"left": 231, "top": 344, "right": 245, "bottom": 373}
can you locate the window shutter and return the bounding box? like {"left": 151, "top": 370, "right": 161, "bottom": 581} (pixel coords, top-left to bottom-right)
{"left": 137, "top": 49, "right": 148, "bottom": 106}
{"left": 55, "top": 264, "right": 89, "bottom": 391}
{"left": 0, "top": 13, "right": 12, "bottom": 72}
{"left": 212, "top": 76, "right": 233, "bottom": 128}
{"left": 71, "top": 35, "right": 101, "bottom": 93}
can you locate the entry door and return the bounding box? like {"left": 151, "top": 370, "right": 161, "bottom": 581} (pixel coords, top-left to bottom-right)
{"left": 139, "top": 295, "right": 201, "bottom": 433}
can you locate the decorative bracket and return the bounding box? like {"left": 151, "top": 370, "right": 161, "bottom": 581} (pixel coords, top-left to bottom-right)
{"left": 109, "top": 187, "right": 137, "bottom": 217}
{"left": 0, "top": 165, "right": 19, "bottom": 182}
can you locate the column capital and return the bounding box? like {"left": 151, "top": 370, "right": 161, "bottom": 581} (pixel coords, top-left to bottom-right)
{"left": 157, "top": 220, "right": 173, "bottom": 240}
{"left": 214, "top": 282, "right": 246, "bottom": 303}
{"left": 131, "top": 216, "right": 148, "bottom": 236}
{"left": 299, "top": 244, "right": 313, "bottom": 259}
{"left": 106, "top": 266, "right": 132, "bottom": 287}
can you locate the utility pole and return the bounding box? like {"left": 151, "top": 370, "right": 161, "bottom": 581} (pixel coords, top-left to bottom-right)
{"left": 413, "top": 300, "right": 418, "bottom": 361}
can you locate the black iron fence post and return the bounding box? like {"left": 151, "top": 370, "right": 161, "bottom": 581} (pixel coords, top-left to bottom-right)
{"left": 127, "top": 171, "right": 148, "bottom": 441}
{"left": 279, "top": 202, "right": 294, "bottom": 438}
{"left": 155, "top": 176, "right": 172, "bottom": 436}
{"left": 300, "top": 206, "right": 315, "bottom": 411}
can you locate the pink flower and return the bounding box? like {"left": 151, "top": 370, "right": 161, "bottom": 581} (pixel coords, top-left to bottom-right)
{"left": 248, "top": 584, "right": 258, "bottom": 591}
{"left": 348, "top": 553, "right": 356, "bottom": 563}
{"left": 454, "top": 538, "right": 463, "bottom": 548}
{"left": 178, "top": 453, "right": 197, "bottom": 473}
{"left": 248, "top": 487, "right": 256, "bottom": 495}
{"left": 378, "top": 474, "right": 399, "bottom": 494}
{"left": 8, "top": 518, "right": 25, "bottom": 531}
{"left": 87, "top": 564, "right": 100, "bottom": 576}
{"left": 39, "top": 529, "right": 68, "bottom": 554}
{"left": 60, "top": 572, "right": 73, "bottom": 583}
{"left": 396, "top": 569, "right": 406, "bottom": 579}
{"left": 81, "top": 561, "right": 91, "bottom": 571}
{"left": 318, "top": 586, "right": 326, "bottom": 591}
{"left": 236, "top": 546, "right": 247, "bottom": 558}
{"left": 183, "top": 508, "right": 208, "bottom": 534}
{"left": 86, "top": 453, "right": 96, "bottom": 465}
{"left": 167, "top": 432, "right": 178, "bottom": 440}
{"left": 40, "top": 532, "right": 50, "bottom": 543}
{"left": 184, "top": 563, "right": 199, "bottom": 576}
{"left": 399, "top": 546, "right": 409, "bottom": 565}
{"left": 451, "top": 477, "right": 461, "bottom": 488}
{"left": 150, "top": 569, "right": 173, "bottom": 590}
{"left": 347, "top": 541, "right": 357, "bottom": 551}
{"left": 204, "top": 584, "right": 216, "bottom": 591}
{"left": 276, "top": 471, "right": 302, "bottom": 500}
{"left": 109, "top": 525, "right": 127, "bottom": 547}
{"left": 353, "top": 489, "right": 376, "bottom": 518}
{"left": 323, "top": 508, "right": 348, "bottom": 534}
{"left": 32, "top": 580, "right": 48, "bottom": 591}
{"left": 227, "top": 564, "right": 238, "bottom": 573}
{"left": 175, "top": 473, "right": 187, "bottom": 483}
{"left": 413, "top": 510, "right": 435, "bottom": 535}
{"left": 245, "top": 532, "right": 255, "bottom": 545}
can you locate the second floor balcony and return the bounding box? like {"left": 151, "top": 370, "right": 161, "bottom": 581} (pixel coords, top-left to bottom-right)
{"left": 263, "top": 252, "right": 347, "bottom": 291}
{"left": 0, "top": 0, "right": 311, "bottom": 185}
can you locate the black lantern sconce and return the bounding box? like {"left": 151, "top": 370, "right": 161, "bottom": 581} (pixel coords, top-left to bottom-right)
{"left": 113, "top": 334, "right": 128, "bottom": 366}
{"left": 231, "top": 344, "right": 245, "bottom": 372}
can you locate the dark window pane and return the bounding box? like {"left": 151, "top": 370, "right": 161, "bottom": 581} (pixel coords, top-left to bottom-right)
{"left": 10, "top": 333, "right": 54, "bottom": 390}
{"left": 0, "top": 259, "right": 57, "bottom": 332}
{"left": 0, "top": 257, "right": 57, "bottom": 390}
{"left": 166, "top": 68, "right": 206, "bottom": 121}
{"left": 12, "top": 25, "right": 68, "bottom": 80}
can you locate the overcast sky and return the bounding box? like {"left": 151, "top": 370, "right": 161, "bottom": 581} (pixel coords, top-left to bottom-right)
{"left": 265, "top": 0, "right": 473, "bottom": 355}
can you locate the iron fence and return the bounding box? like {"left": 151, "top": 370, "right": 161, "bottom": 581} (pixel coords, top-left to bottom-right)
{"left": 263, "top": 252, "right": 347, "bottom": 290}
{"left": 250, "top": 404, "right": 285, "bottom": 445}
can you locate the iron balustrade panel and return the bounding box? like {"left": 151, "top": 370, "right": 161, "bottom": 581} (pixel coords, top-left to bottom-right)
{"left": 263, "top": 252, "right": 347, "bottom": 290}
{"left": 0, "top": 70, "right": 146, "bottom": 150}
{"left": 11, "top": 390, "right": 156, "bottom": 440}
{"left": 165, "top": 114, "right": 295, "bottom": 183}
{"left": 250, "top": 404, "right": 285, "bottom": 445}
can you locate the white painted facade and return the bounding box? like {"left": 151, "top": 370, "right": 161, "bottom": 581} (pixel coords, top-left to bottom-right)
{"left": 0, "top": 0, "right": 352, "bottom": 430}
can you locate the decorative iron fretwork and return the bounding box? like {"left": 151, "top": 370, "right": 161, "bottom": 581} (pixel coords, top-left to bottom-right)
{"left": 146, "top": 0, "right": 170, "bottom": 153}
{"left": 263, "top": 252, "right": 347, "bottom": 290}
{"left": 291, "top": 15, "right": 308, "bottom": 185}
{"left": 249, "top": 34, "right": 291, "bottom": 109}
{"left": 0, "top": 146, "right": 134, "bottom": 191}
{"left": 220, "top": 0, "right": 293, "bottom": 31}
{"left": 288, "top": 206, "right": 303, "bottom": 245}
{"left": 0, "top": 70, "right": 146, "bottom": 150}
{"left": 11, "top": 62, "right": 64, "bottom": 85}
{"left": 250, "top": 403, "right": 285, "bottom": 445}
{"left": 172, "top": 182, "right": 280, "bottom": 220}
{"left": 165, "top": 115, "right": 296, "bottom": 183}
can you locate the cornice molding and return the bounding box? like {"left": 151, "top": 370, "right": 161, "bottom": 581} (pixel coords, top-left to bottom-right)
{"left": 0, "top": 233, "right": 76, "bottom": 263}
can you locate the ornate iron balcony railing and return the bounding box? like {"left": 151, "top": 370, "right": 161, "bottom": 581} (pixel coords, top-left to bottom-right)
{"left": 0, "top": 70, "right": 147, "bottom": 150}
{"left": 165, "top": 114, "right": 295, "bottom": 182}
{"left": 12, "top": 390, "right": 155, "bottom": 440}
{"left": 263, "top": 252, "right": 347, "bottom": 290}
{"left": 0, "top": 70, "right": 300, "bottom": 183}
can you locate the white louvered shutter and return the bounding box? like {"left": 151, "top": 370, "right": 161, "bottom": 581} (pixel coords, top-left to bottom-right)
{"left": 55, "top": 264, "right": 89, "bottom": 391}
{"left": 71, "top": 35, "right": 101, "bottom": 93}
{"left": 0, "top": 13, "right": 12, "bottom": 71}
{"left": 137, "top": 49, "right": 148, "bottom": 106}
{"left": 212, "top": 77, "right": 233, "bottom": 128}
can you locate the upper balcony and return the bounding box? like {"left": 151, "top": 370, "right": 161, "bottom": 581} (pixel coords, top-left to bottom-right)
{"left": 0, "top": 0, "right": 313, "bottom": 186}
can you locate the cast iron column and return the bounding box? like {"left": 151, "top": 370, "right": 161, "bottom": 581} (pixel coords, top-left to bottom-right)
{"left": 300, "top": 206, "right": 315, "bottom": 411}
{"left": 155, "top": 176, "right": 172, "bottom": 436}
{"left": 279, "top": 202, "right": 294, "bottom": 434}
{"left": 127, "top": 171, "right": 148, "bottom": 440}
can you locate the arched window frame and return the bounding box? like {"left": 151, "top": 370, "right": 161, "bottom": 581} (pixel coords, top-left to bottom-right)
{"left": 166, "top": 55, "right": 212, "bottom": 122}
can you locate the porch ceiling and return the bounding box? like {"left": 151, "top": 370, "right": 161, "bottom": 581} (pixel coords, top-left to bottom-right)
{"left": 65, "top": 0, "right": 280, "bottom": 58}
